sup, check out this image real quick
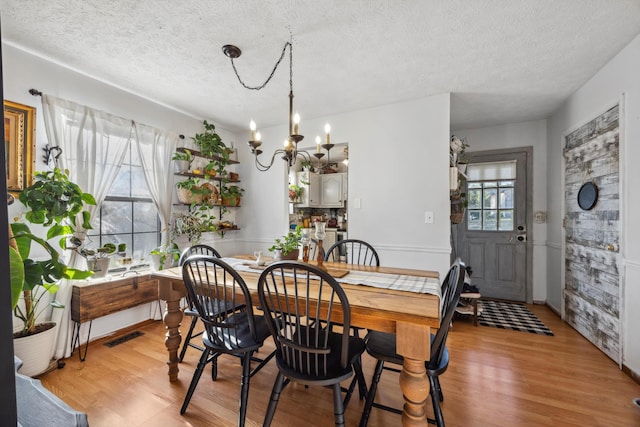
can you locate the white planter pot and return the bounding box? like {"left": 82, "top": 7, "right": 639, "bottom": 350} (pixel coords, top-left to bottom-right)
{"left": 13, "top": 322, "right": 57, "bottom": 377}
{"left": 151, "top": 253, "right": 175, "bottom": 271}
{"left": 174, "top": 159, "right": 190, "bottom": 173}
{"left": 88, "top": 257, "right": 111, "bottom": 278}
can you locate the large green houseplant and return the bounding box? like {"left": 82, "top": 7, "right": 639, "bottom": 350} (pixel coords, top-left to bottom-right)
{"left": 9, "top": 168, "right": 95, "bottom": 375}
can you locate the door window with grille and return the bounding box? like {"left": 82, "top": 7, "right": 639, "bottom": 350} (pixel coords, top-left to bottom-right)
{"left": 466, "top": 161, "right": 516, "bottom": 231}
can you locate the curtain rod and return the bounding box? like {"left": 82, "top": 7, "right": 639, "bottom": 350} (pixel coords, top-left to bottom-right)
{"left": 31, "top": 88, "right": 187, "bottom": 140}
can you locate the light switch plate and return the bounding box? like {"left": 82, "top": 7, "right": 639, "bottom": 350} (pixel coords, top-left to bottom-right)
{"left": 354, "top": 198, "right": 361, "bottom": 209}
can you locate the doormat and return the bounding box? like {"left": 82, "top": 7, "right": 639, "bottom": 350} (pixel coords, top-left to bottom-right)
{"left": 104, "top": 331, "right": 145, "bottom": 347}
{"left": 478, "top": 300, "right": 554, "bottom": 336}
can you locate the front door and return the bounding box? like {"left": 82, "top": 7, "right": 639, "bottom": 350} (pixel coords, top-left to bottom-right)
{"left": 455, "top": 148, "right": 532, "bottom": 302}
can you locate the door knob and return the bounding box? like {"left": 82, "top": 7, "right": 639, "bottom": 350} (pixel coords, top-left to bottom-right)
{"left": 516, "top": 234, "right": 527, "bottom": 242}
{"left": 606, "top": 244, "right": 616, "bottom": 251}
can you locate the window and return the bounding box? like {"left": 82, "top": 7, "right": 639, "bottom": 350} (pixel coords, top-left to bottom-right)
{"left": 466, "top": 161, "right": 516, "bottom": 231}
{"left": 86, "top": 143, "right": 160, "bottom": 269}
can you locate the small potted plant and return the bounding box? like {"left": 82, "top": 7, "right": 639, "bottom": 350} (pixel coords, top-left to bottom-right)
{"left": 76, "top": 242, "right": 127, "bottom": 278}
{"left": 150, "top": 243, "right": 181, "bottom": 271}
{"left": 269, "top": 226, "right": 302, "bottom": 260}
{"left": 203, "top": 161, "right": 217, "bottom": 177}
{"left": 171, "top": 212, "right": 205, "bottom": 244}
{"left": 193, "top": 120, "right": 230, "bottom": 158}
{"left": 289, "top": 184, "right": 303, "bottom": 203}
{"left": 176, "top": 177, "right": 213, "bottom": 204}
{"left": 172, "top": 149, "right": 193, "bottom": 173}
{"left": 220, "top": 185, "right": 244, "bottom": 206}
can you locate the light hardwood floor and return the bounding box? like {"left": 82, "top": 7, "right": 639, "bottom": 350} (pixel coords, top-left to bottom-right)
{"left": 39, "top": 304, "right": 640, "bottom": 426}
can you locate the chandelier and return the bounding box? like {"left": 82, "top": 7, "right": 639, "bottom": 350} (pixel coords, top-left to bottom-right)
{"left": 222, "top": 38, "right": 330, "bottom": 171}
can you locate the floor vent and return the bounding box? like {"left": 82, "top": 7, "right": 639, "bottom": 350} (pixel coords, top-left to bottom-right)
{"left": 104, "top": 331, "right": 144, "bottom": 348}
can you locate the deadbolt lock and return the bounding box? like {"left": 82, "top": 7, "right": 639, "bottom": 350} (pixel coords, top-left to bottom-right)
{"left": 516, "top": 234, "right": 527, "bottom": 242}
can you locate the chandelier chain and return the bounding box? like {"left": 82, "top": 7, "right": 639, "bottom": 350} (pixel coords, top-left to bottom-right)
{"left": 229, "top": 41, "right": 292, "bottom": 91}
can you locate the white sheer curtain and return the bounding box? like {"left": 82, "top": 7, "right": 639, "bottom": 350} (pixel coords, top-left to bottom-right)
{"left": 133, "top": 123, "right": 179, "bottom": 248}
{"left": 41, "top": 94, "right": 132, "bottom": 359}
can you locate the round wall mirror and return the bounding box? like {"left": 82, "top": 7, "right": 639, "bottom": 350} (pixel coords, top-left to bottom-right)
{"left": 577, "top": 182, "right": 598, "bottom": 210}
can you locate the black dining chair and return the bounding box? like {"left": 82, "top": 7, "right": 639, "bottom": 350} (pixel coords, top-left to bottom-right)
{"left": 257, "top": 261, "right": 367, "bottom": 427}
{"left": 178, "top": 244, "right": 222, "bottom": 362}
{"left": 180, "top": 256, "right": 274, "bottom": 426}
{"left": 324, "top": 239, "right": 380, "bottom": 266}
{"left": 358, "top": 258, "right": 466, "bottom": 427}
{"left": 324, "top": 238, "right": 379, "bottom": 397}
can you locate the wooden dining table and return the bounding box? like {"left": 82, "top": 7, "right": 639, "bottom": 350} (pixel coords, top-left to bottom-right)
{"left": 152, "top": 257, "right": 440, "bottom": 427}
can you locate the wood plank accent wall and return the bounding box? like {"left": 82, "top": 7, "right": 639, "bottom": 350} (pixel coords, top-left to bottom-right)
{"left": 71, "top": 275, "right": 159, "bottom": 323}
{"left": 563, "top": 104, "right": 620, "bottom": 361}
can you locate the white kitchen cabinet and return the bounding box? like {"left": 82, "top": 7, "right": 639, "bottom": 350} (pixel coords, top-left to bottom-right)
{"left": 296, "top": 171, "right": 320, "bottom": 207}
{"left": 321, "top": 173, "right": 345, "bottom": 208}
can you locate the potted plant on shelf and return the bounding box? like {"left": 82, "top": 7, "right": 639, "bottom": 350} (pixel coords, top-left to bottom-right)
{"left": 171, "top": 212, "right": 206, "bottom": 244}
{"left": 289, "top": 184, "right": 303, "bottom": 203}
{"left": 269, "top": 226, "right": 302, "bottom": 260}
{"left": 193, "top": 120, "right": 231, "bottom": 158}
{"left": 176, "top": 177, "right": 214, "bottom": 205}
{"left": 203, "top": 161, "right": 217, "bottom": 177}
{"left": 172, "top": 149, "right": 193, "bottom": 173}
{"left": 9, "top": 167, "right": 95, "bottom": 376}
{"left": 220, "top": 185, "right": 244, "bottom": 207}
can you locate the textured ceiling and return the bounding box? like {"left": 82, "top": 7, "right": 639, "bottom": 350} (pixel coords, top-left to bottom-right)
{"left": 1, "top": 0, "right": 639, "bottom": 133}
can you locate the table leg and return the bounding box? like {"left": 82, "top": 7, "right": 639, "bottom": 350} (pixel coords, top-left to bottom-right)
{"left": 399, "top": 358, "right": 430, "bottom": 426}
{"left": 158, "top": 279, "right": 186, "bottom": 382}
{"left": 396, "top": 321, "right": 431, "bottom": 427}
{"left": 163, "top": 298, "right": 184, "bottom": 381}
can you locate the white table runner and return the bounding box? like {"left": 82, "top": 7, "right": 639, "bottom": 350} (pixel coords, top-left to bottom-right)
{"left": 221, "top": 257, "right": 440, "bottom": 297}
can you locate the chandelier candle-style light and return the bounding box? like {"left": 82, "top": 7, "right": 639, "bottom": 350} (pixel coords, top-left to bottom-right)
{"left": 223, "top": 37, "right": 330, "bottom": 171}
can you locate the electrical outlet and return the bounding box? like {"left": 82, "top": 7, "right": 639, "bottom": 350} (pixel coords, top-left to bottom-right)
{"left": 425, "top": 211, "right": 434, "bottom": 224}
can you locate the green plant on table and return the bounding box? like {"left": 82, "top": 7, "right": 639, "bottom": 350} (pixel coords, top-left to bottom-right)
{"left": 150, "top": 243, "right": 181, "bottom": 270}
{"left": 268, "top": 225, "right": 302, "bottom": 256}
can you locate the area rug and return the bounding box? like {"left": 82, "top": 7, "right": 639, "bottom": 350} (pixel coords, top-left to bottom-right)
{"left": 478, "top": 300, "right": 554, "bottom": 336}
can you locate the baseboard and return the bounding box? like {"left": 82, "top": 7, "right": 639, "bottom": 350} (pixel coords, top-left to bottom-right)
{"left": 622, "top": 364, "right": 640, "bottom": 386}
{"left": 544, "top": 302, "right": 561, "bottom": 317}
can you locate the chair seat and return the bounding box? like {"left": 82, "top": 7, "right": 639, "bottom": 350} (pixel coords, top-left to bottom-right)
{"left": 365, "top": 330, "right": 449, "bottom": 375}
{"left": 276, "top": 330, "right": 365, "bottom": 385}
{"left": 203, "top": 312, "right": 271, "bottom": 353}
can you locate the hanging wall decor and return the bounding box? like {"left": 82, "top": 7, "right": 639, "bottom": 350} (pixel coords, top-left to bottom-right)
{"left": 577, "top": 181, "right": 598, "bottom": 210}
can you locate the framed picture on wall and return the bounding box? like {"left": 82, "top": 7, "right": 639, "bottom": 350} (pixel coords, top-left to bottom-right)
{"left": 4, "top": 100, "right": 36, "bottom": 193}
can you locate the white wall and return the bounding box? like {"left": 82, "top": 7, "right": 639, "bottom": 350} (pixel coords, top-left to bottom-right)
{"left": 547, "top": 34, "right": 640, "bottom": 374}
{"left": 2, "top": 44, "right": 242, "bottom": 342}
{"left": 236, "top": 94, "right": 453, "bottom": 278}
{"left": 452, "top": 120, "right": 548, "bottom": 302}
